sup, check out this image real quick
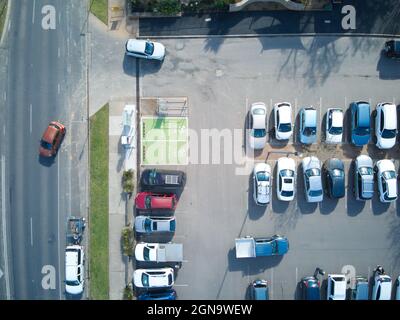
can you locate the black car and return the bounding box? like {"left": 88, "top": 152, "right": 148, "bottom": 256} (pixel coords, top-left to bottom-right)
{"left": 300, "top": 276, "right": 321, "bottom": 300}
{"left": 140, "top": 169, "right": 186, "bottom": 192}
{"left": 384, "top": 40, "right": 400, "bottom": 59}
{"left": 324, "top": 158, "right": 345, "bottom": 199}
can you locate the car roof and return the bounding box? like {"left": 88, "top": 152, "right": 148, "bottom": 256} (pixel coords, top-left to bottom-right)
{"left": 309, "top": 176, "right": 322, "bottom": 190}
{"left": 126, "top": 39, "right": 146, "bottom": 54}
{"left": 355, "top": 282, "right": 369, "bottom": 299}
{"left": 303, "top": 109, "right": 317, "bottom": 126}
{"left": 356, "top": 155, "right": 373, "bottom": 168}
{"left": 65, "top": 249, "right": 79, "bottom": 281}
{"left": 329, "top": 109, "right": 343, "bottom": 127}
{"left": 277, "top": 104, "right": 291, "bottom": 122}
{"left": 42, "top": 125, "right": 58, "bottom": 143}
{"left": 387, "top": 179, "right": 397, "bottom": 197}
{"left": 381, "top": 103, "right": 397, "bottom": 129}
{"left": 355, "top": 102, "right": 370, "bottom": 126}
{"left": 151, "top": 195, "right": 174, "bottom": 209}
{"left": 377, "top": 159, "right": 395, "bottom": 171}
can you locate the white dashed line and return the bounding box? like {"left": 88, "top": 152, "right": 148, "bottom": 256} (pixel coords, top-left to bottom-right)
{"left": 3, "top": 91, "right": 6, "bottom": 101}
{"left": 295, "top": 267, "right": 298, "bottom": 284}
{"left": 29, "top": 104, "right": 32, "bottom": 133}
{"left": 58, "top": 83, "right": 60, "bottom": 95}
{"left": 30, "top": 218, "right": 33, "bottom": 246}
{"left": 58, "top": 47, "right": 60, "bottom": 58}
{"left": 174, "top": 284, "right": 189, "bottom": 287}
{"left": 32, "top": 0, "right": 36, "bottom": 24}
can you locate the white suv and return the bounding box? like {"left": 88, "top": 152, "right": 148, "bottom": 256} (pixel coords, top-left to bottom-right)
{"left": 372, "top": 268, "right": 392, "bottom": 300}
{"left": 327, "top": 274, "right": 346, "bottom": 300}
{"left": 375, "top": 159, "right": 398, "bottom": 203}
{"left": 375, "top": 102, "right": 397, "bottom": 149}
{"left": 274, "top": 102, "right": 293, "bottom": 140}
{"left": 133, "top": 268, "right": 174, "bottom": 289}
{"left": 65, "top": 245, "right": 85, "bottom": 295}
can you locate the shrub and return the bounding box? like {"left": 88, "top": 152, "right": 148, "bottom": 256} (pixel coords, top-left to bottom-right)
{"left": 121, "top": 226, "right": 134, "bottom": 257}
{"left": 122, "top": 169, "right": 134, "bottom": 194}
{"left": 153, "top": 0, "right": 181, "bottom": 15}
{"left": 123, "top": 283, "right": 134, "bottom": 300}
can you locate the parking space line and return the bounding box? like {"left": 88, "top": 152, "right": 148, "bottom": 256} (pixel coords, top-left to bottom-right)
{"left": 32, "top": 0, "right": 36, "bottom": 24}
{"left": 295, "top": 267, "right": 298, "bottom": 284}
{"left": 174, "top": 284, "right": 189, "bottom": 287}
{"left": 319, "top": 97, "right": 322, "bottom": 122}
{"left": 369, "top": 200, "right": 372, "bottom": 210}
{"left": 30, "top": 218, "right": 33, "bottom": 247}
{"left": 270, "top": 268, "right": 274, "bottom": 299}
{"left": 368, "top": 266, "right": 371, "bottom": 279}
{"left": 29, "top": 104, "right": 32, "bottom": 134}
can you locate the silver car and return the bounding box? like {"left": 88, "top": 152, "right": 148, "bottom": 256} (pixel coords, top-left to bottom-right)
{"left": 125, "top": 39, "right": 166, "bottom": 60}
{"left": 253, "top": 163, "right": 272, "bottom": 205}
{"left": 299, "top": 107, "right": 317, "bottom": 144}
{"left": 134, "top": 216, "right": 176, "bottom": 234}
{"left": 248, "top": 102, "right": 267, "bottom": 150}
{"left": 354, "top": 155, "right": 374, "bottom": 201}
{"left": 302, "top": 156, "right": 323, "bottom": 203}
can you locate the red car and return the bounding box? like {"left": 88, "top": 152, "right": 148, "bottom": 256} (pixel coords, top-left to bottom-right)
{"left": 39, "top": 121, "right": 66, "bottom": 157}
{"left": 135, "top": 192, "right": 178, "bottom": 210}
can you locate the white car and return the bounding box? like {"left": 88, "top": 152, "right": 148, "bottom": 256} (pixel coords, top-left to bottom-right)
{"left": 135, "top": 216, "right": 176, "bottom": 234}
{"left": 253, "top": 162, "right": 272, "bottom": 205}
{"left": 125, "top": 39, "right": 166, "bottom": 60}
{"left": 327, "top": 274, "right": 346, "bottom": 300}
{"left": 372, "top": 273, "right": 392, "bottom": 300}
{"left": 302, "top": 156, "right": 323, "bottom": 203}
{"left": 276, "top": 157, "right": 296, "bottom": 201}
{"left": 375, "top": 159, "right": 397, "bottom": 203}
{"left": 133, "top": 268, "right": 174, "bottom": 289}
{"left": 65, "top": 245, "right": 85, "bottom": 295}
{"left": 249, "top": 102, "right": 267, "bottom": 150}
{"left": 326, "top": 108, "right": 343, "bottom": 144}
{"left": 274, "top": 102, "right": 293, "bottom": 140}
{"left": 375, "top": 102, "right": 397, "bottom": 149}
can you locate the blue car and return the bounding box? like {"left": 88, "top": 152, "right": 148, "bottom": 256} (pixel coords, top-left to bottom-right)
{"left": 137, "top": 289, "right": 177, "bottom": 300}
{"left": 351, "top": 101, "right": 371, "bottom": 146}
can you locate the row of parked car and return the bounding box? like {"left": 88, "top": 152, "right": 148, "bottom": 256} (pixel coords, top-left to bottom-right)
{"left": 251, "top": 266, "right": 400, "bottom": 300}
{"left": 249, "top": 101, "right": 398, "bottom": 149}
{"left": 253, "top": 155, "right": 398, "bottom": 204}
{"left": 132, "top": 169, "right": 186, "bottom": 300}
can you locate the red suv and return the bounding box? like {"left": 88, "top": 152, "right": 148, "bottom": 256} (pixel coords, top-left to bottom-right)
{"left": 39, "top": 121, "right": 66, "bottom": 157}
{"left": 135, "top": 192, "right": 178, "bottom": 210}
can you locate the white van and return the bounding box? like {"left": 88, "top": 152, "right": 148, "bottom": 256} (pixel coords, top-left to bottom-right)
{"left": 65, "top": 245, "right": 85, "bottom": 295}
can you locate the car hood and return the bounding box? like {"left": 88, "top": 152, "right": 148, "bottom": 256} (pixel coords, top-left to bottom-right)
{"left": 300, "top": 133, "right": 316, "bottom": 144}
{"left": 302, "top": 157, "right": 320, "bottom": 171}
{"left": 377, "top": 136, "right": 396, "bottom": 149}
{"left": 134, "top": 216, "right": 147, "bottom": 232}
{"left": 152, "top": 42, "right": 166, "bottom": 59}
{"left": 249, "top": 135, "right": 266, "bottom": 150}
{"left": 352, "top": 131, "right": 370, "bottom": 146}
{"left": 65, "top": 282, "right": 83, "bottom": 295}
{"left": 276, "top": 239, "right": 289, "bottom": 254}
{"left": 387, "top": 179, "right": 398, "bottom": 198}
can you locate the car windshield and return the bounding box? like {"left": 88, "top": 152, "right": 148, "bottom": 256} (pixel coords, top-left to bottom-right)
{"left": 278, "top": 123, "right": 291, "bottom": 132}
{"left": 309, "top": 190, "right": 323, "bottom": 197}
{"left": 253, "top": 108, "right": 265, "bottom": 115}
{"left": 143, "top": 247, "right": 150, "bottom": 261}
{"left": 306, "top": 168, "right": 320, "bottom": 177}
{"left": 303, "top": 126, "right": 316, "bottom": 136}
{"left": 256, "top": 172, "right": 269, "bottom": 181}
{"left": 281, "top": 190, "right": 293, "bottom": 197}
{"left": 329, "top": 126, "right": 343, "bottom": 135}
{"left": 142, "top": 273, "right": 149, "bottom": 287}
{"left": 355, "top": 126, "right": 370, "bottom": 136}
{"left": 281, "top": 169, "right": 294, "bottom": 177}
{"left": 145, "top": 42, "right": 154, "bottom": 55}
{"left": 252, "top": 129, "right": 266, "bottom": 138}
{"left": 40, "top": 140, "right": 52, "bottom": 150}
{"left": 383, "top": 171, "right": 396, "bottom": 180}
{"left": 332, "top": 169, "right": 344, "bottom": 177}
{"left": 381, "top": 129, "right": 396, "bottom": 139}
{"left": 66, "top": 280, "right": 80, "bottom": 286}
{"left": 359, "top": 167, "right": 373, "bottom": 175}
{"left": 148, "top": 171, "right": 161, "bottom": 185}
{"left": 144, "top": 219, "right": 152, "bottom": 232}
{"left": 145, "top": 196, "right": 152, "bottom": 209}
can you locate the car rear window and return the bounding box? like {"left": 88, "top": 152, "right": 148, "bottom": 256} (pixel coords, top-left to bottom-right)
{"left": 40, "top": 140, "right": 52, "bottom": 150}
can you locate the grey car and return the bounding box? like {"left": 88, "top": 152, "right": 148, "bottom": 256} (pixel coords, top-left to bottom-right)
{"left": 324, "top": 158, "right": 345, "bottom": 199}
{"left": 354, "top": 155, "right": 374, "bottom": 200}
{"left": 250, "top": 279, "right": 269, "bottom": 300}
{"left": 299, "top": 107, "right": 317, "bottom": 144}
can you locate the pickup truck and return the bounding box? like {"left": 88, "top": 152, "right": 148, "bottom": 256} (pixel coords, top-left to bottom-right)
{"left": 235, "top": 235, "right": 289, "bottom": 258}
{"left": 135, "top": 243, "right": 183, "bottom": 262}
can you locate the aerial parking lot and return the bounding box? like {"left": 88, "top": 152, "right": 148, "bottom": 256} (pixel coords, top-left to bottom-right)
{"left": 138, "top": 36, "right": 400, "bottom": 299}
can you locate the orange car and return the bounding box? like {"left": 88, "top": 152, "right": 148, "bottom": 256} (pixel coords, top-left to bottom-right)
{"left": 39, "top": 121, "right": 66, "bottom": 157}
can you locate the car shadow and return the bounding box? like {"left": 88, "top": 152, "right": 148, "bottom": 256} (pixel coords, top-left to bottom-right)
{"left": 38, "top": 155, "right": 56, "bottom": 167}
{"left": 134, "top": 232, "right": 175, "bottom": 243}
{"left": 377, "top": 50, "right": 400, "bottom": 80}
{"left": 247, "top": 173, "right": 267, "bottom": 220}
{"left": 65, "top": 292, "right": 84, "bottom": 300}
{"left": 271, "top": 164, "right": 289, "bottom": 214}
{"left": 343, "top": 105, "right": 351, "bottom": 145}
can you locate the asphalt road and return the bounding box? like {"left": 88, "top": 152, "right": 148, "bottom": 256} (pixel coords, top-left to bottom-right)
{"left": 0, "top": 0, "right": 87, "bottom": 299}
{"left": 139, "top": 0, "right": 400, "bottom": 37}
{"left": 137, "top": 36, "right": 400, "bottom": 299}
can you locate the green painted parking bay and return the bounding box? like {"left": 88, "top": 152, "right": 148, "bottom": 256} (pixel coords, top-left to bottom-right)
{"left": 141, "top": 116, "right": 188, "bottom": 165}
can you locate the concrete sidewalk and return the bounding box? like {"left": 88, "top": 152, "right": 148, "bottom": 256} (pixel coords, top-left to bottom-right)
{"left": 108, "top": 99, "right": 136, "bottom": 300}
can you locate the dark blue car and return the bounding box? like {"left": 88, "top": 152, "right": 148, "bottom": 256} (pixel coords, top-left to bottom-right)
{"left": 351, "top": 101, "right": 371, "bottom": 146}
{"left": 137, "top": 289, "right": 177, "bottom": 300}
{"left": 300, "top": 276, "right": 321, "bottom": 300}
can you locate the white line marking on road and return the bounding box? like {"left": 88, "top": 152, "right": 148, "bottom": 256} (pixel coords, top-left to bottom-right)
{"left": 393, "top": 97, "right": 396, "bottom": 105}
{"left": 30, "top": 218, "right": 33, "bottom": 246}
{"left": 3, "top": 125, "right": 5, "bottom": 137}
{"left": 1, "top": 156, "right": 11, "bottom": 299}
{"left": 344, "top": 96, "right": 347, "bottom": 108}
{"left": 7, "top": 20, "right": 10, "bottom": 32}
{"left": 182, "top": 260, "right": 189, "bottom": 263}
{"left": 319, "top": 97, "right": 322, "bottom": 121}
{"left": 369, "top": 200, "right": 372, "bottom": 210}
{"left": 57, "top": 155, "right": 62, "bottom": 299}
{"left": 58, "top": 83, "right": 60, "bottom": 95}
{"left": 295, "top": 267, "right": 298, "bottom": 284}
{"left": 32, "top": 0, "right": 36, "bottom": 24}
{"left": 174, "top": 284, "right": 189, "bottom": 287}
{"left": 368, "top": 266, "right": 371, "bottom": 279}
{"left": 29, "top": 104, "right": 32, "bottom": 133}
{"left": 58, "top": 47, "right": 60, "bottom": 58}
{"left": 3, "top": 92, "right": 6, "bottom": 101}
{"left": 58, "top": 12, "right": 61, "bottom": 25}
{"left": 270, "top": 268, "right": 274, "bottom": 299}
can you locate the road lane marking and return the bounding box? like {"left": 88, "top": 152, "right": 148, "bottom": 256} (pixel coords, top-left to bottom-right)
{"left": 58, "top": 83, "right": 60, "bottom": 95}
{"left": 174, "top": 284, "right": 189, "bottom": 287}
{"left": 58, "top": 47, "right": 60, "bottom": 58}
{"left": 29, "top": 104, "right": 32, "bottom": 133}
{"left": 57, "top": 155, "right": 61, "bottom": 299}
{"left": 1, "top": 156, "right": 11, "bottom": 299}
{"left": 32, "top": 0, "right": 36, "bottom": 24}
{"left": 3, "top": 92, "right": 6, "bottom": 101}
{"left": 270, "top": 268, "right": 274, "bottom": 299}
{"left": 295, "top": 267, "right": 298, "bottom": 284}
{"left": 30, "top": 218, "right": 33, "bottom": 246}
